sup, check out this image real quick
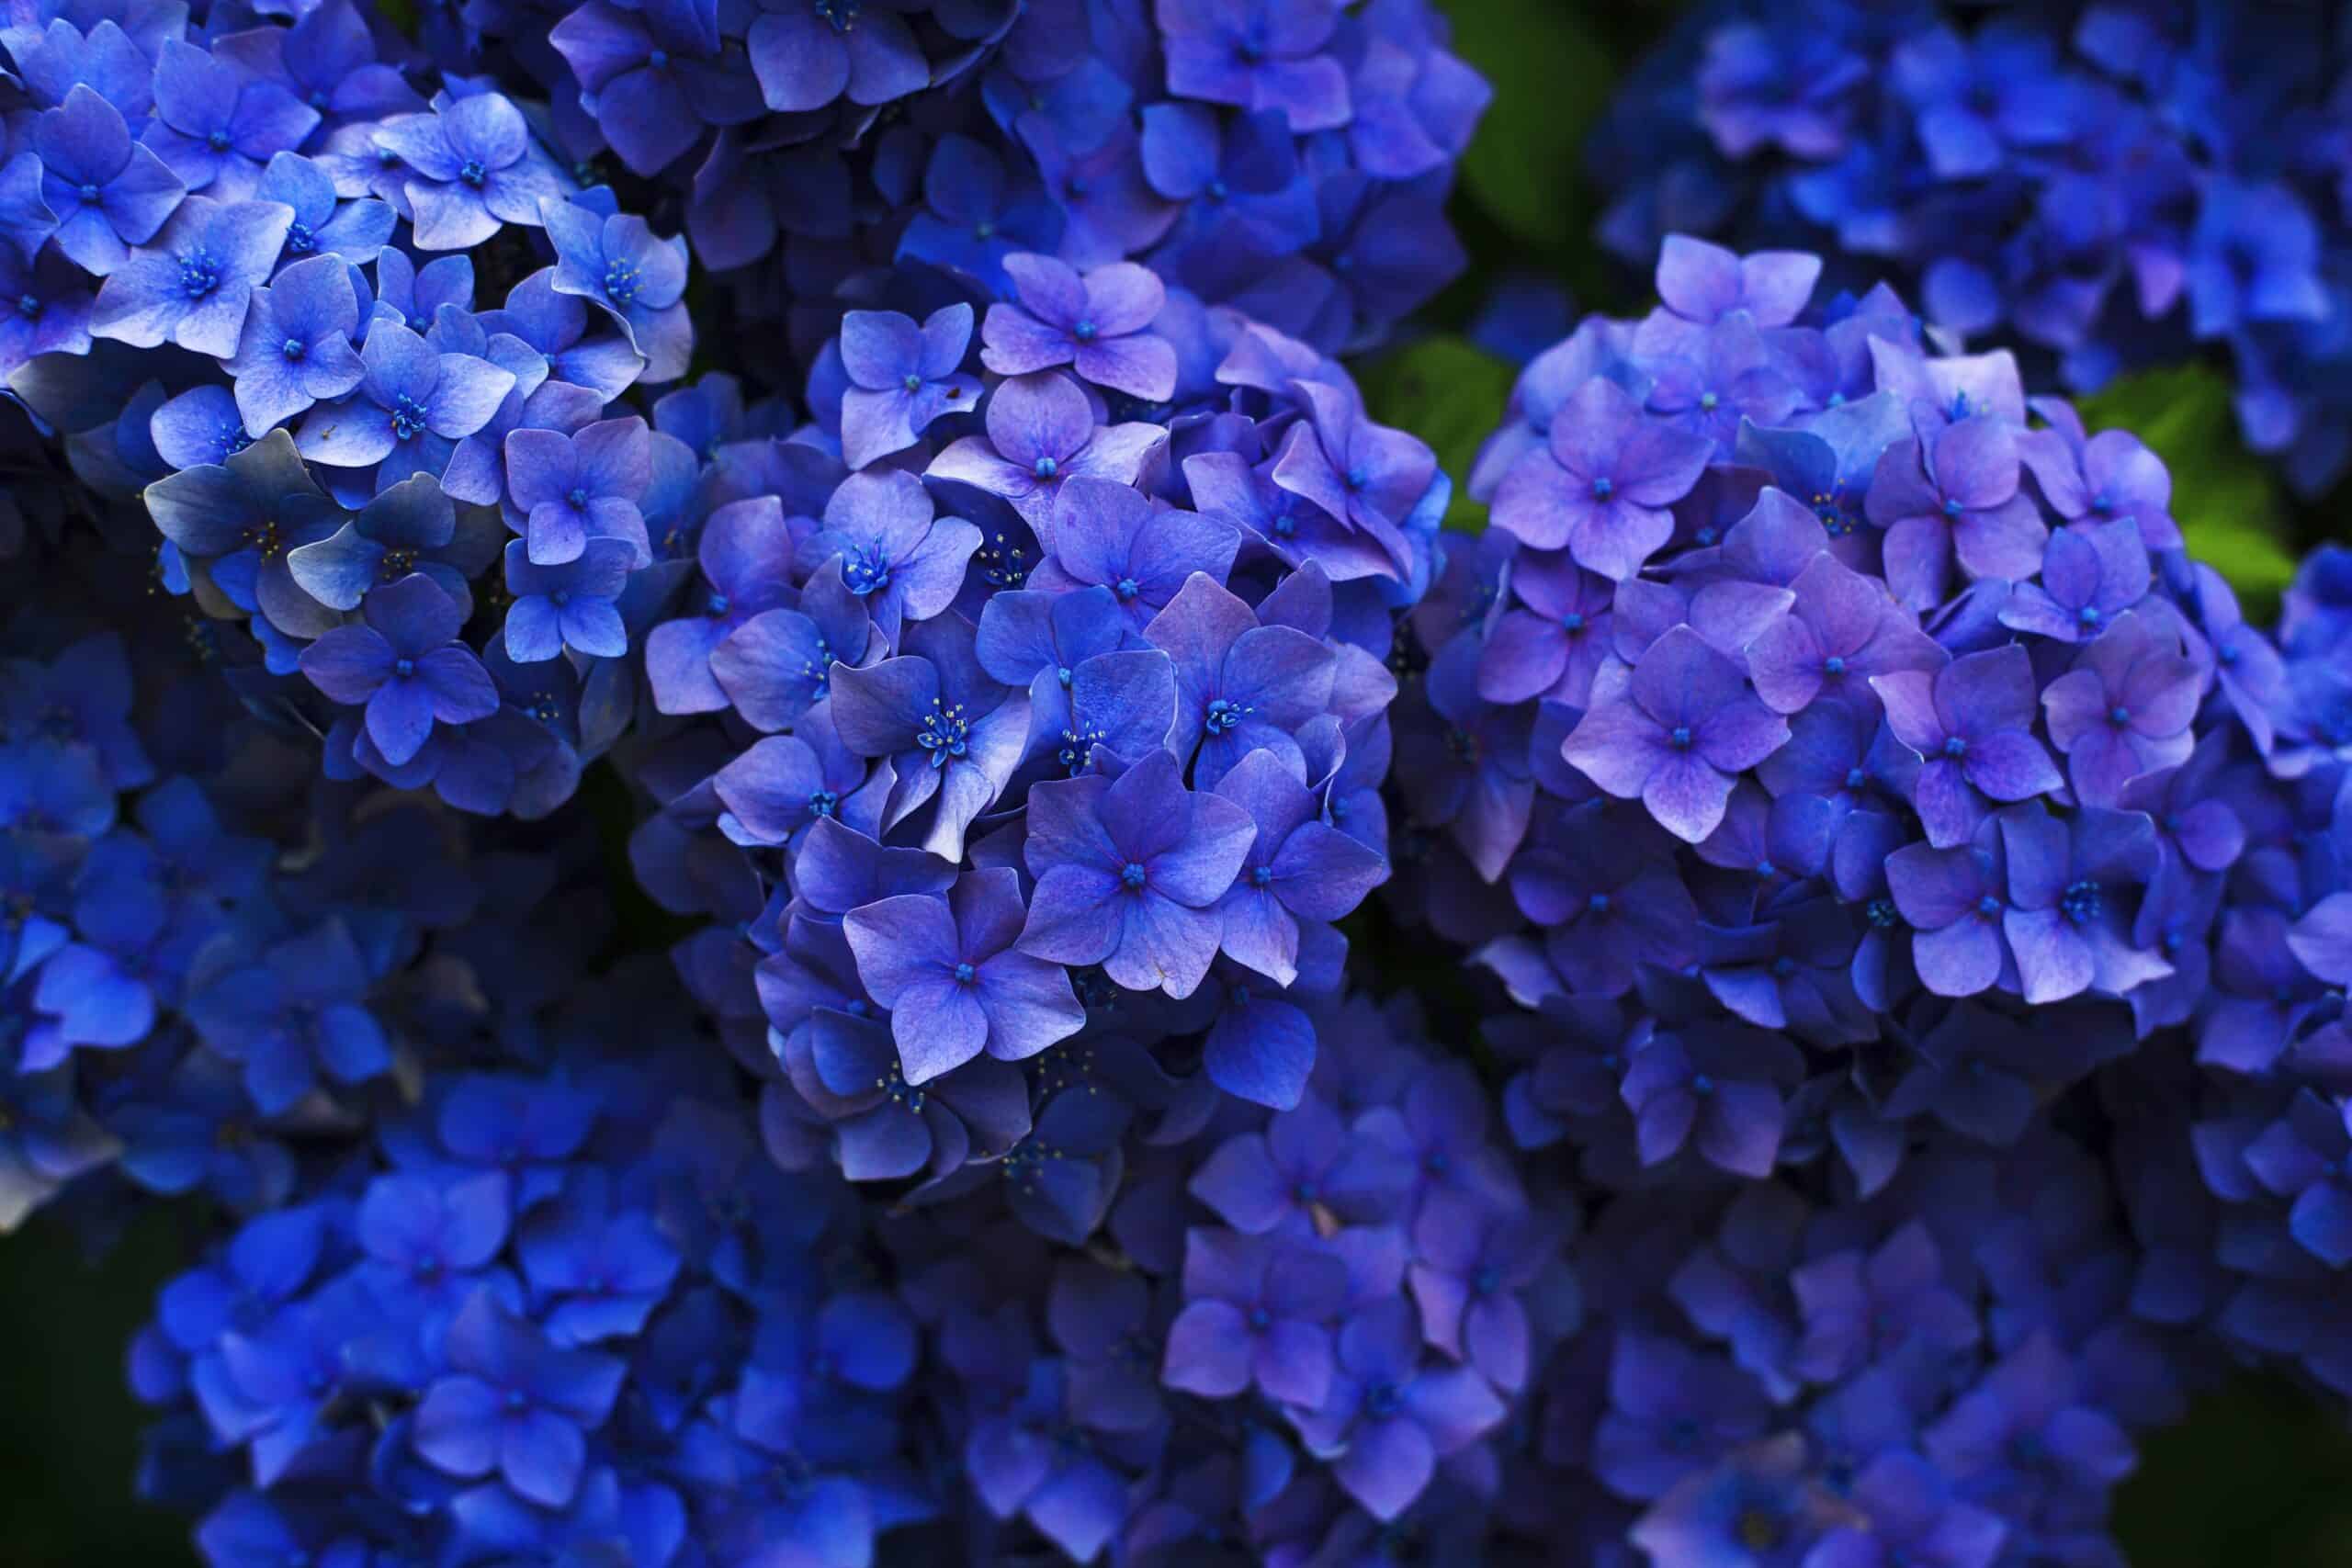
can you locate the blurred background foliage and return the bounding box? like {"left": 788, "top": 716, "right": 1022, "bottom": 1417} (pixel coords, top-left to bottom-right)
{"left": 10, "top": 0, "right": 2351, "bottom": 1562}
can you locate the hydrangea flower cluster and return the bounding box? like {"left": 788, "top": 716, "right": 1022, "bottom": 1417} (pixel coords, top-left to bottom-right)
{"left": 509, "top": 0, "right": 1487, "bottom": 357}
{"left": 1591, "top": 1, "right": 2352, "bottom": 493}
{"left": 1369, "top": 231, "right": 2352, "bottom": 1563}
{"left": 0, "top": 0, "right": 1487, "bottom": 824}
{"left": 636, "top": 269, "right": 1446, "bottom": 1174}
{"left": 0, "top": 0, "right": 708, "bottom": 816}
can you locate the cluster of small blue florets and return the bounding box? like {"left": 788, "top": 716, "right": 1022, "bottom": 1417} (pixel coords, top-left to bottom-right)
{"left": 1592, "top": 1, "right": 2352, "bottom": 494}
{"left": 1363, "top": 231, "right": 2352, "bottom": 1564}
{"left": 9, "top": 0, "right": 2352, "bottom": 1562}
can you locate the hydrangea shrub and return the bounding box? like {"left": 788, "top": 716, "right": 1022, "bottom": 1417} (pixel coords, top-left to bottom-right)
{"left": 0, "top": 0, "right": 2349, "bottom": 1563}
{"left": 1593, "top": 1, "right": 2352, "bottom": 495}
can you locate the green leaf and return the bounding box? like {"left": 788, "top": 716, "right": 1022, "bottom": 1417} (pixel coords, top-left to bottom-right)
{"left": 1357, "top": 333, "right": 1517, "bottom": 535}
{"left": 2075, "top": 364, "right": 2297, "bottom": 618}
{"left": 1439, "top": 0, "right": 1612, "bottom": 256}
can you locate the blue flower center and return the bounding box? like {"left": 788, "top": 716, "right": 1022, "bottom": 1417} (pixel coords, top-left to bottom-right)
{"left": 2078, "top": 604, "right": 2102, "bottom": 626}
{"left": 1364, "top": 1382, "right": 1402, "bottom": 1418}
{"left": 807, "top": 789, "right": 837, "bottom": 818}
{"left": 1589, "top": 477, "right": 1613, "bottom": 501}
{"left": 15, "top": 294, "right": 39, "bottom": 321}
{"left": 550, "top": 589, "right": 571, "bottom": 606}
{"left": 1072, "top": 318, "right": 1096, "bottom": 342}
{"left": 1561, "top": 611, "right": 1584, "bottom": 632}
{"left": 603, "top": 259, "right": 641, "bottom": 304}
{"left": 707, "top": 592, "right": 730, "bottom": 616}
{"left": 1699, "top": 391, "right": 1718, "bottom": 411}
{"left": 1120, "top": 861, "right": 1148, "bottom": 889}
{"left": 1771, "top": 955, "right": 1798, "bottom": 977}
{"left": 1941, "top": 736, "right": 1967, "bottom": 760}
{"left": 282, "top": 337, "right": 305, "bottom": 360}
{"left": 458, "top": 158, "right": 487, "bottom": 187}
{"left": 393, "top": 657, "right": 415, "bottom": 678}
{"left": 1845, "top": 766, "right": 1868, "bottom": 790}
{"left": 1250, "top": 863, "right": 1273, "bottom": 888}
{"left": 1113, "top": 575, "right": 1140, "bottom": 602}
{"left": 1822, "top": 654, "right": 1846, "bottom": 675}
{"left": 1248, "top": 1305, "right": 1270, "bottom": 1330}
{"left": 1690, "top": 1073, "right": 1714, "bottom": 1097}
{"left": 902, "top": 372, "right": 922, "bottom": 392}
{"left": 648, "top": 48, "right": 669, "bottom": 67}
{"left": 2108, "top": 705, "right": 2132, "bottom": 727}
{"left": 1866, "top": 897, "right": 1899, "bottom": 929}
{"left": 1975, "top": 894, "right": 2001, "bottom": 920}
{"left": 845, "top": 548, "right": 893, "bottom": 596}
{"left": 178, "top": 247, "right": 221, "bottom": 299}
{"left": 1587, "top": 892, "right": 1610, "bottom": 914}
{"left": 390, "top": 393, "right": 429, "bottom": 441}
{"left": 285, "top": 222, "right": 316, "bottom": 254}
{"left": 1055, "top": 665, "right": 1072, "bottom": 687}
{"left": 1668, "top": 725, "right": 1693, "bottom": 750}
{"left": 2062, "top": 878, "right": 2101, "bottom": 925}
{"left": 1204, "top": 698, "right": 1250, "bottom": 736}
{"left": 1033, "top": 456, "right": 1058, "bottom": 479}
{"left": 953, "top": 961, "right": 977, "bottom": 986}
{"left": 75, "top": 182, "right": 97, "bottom": 202}
{"left": 1942, "top": 498, "right": 1962, "bottom": 517}
{"left": 916, "top": 698, "right": 969, "bottom": 767}
{"left": 1207, "top": 177, "right": 1229, "bottom": 201}
{"left": 503, "top": 1389, "right": 527, "bottom": 1414}
{"left": 814, "top": 0, "right": 860, "bottom": 28}
{"left": 207, "top": 129, "right": 231, "bottom": 152}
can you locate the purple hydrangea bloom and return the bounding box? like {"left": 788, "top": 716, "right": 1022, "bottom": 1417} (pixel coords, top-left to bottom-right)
{"left": 296, "top": 318, "right": 517, "bottom": 491}
{"left": 807, "top": 469, "right": 979, "bottom": 646}
{"left": 223, "top": 254, "right": 367, "bottom": 433}
{"left": 1563, "top": 626, "right": 1791, "bottom": 843}
{"left": 981, "top": 254, "right": 1178, "bottom": 404}
{"left": 503, "top": 416, "right": 652, "bottom": 567}
{"left": 411, "top": 1292, "right": 627, "bottom": 1508}
{"left": 1017, "top": 747, "right": 1255, "bottom": 999}
{"left": 298, "top": 573, "right": 499, "bottom": 765}
{"left": 842, "top": 865, "right": 1085, "bottom": 1083}
{"left": 28, "top": 83, "right": 185, "bottom": 276}
{"left": 1872, "top": 645, "right": 2063, "bottom": 848}
{"left": 829, "top": 613, "right": 1030, "bottom": 862}
{"left": 541, "top": 198, "right": 692, "bottom": 382}
{"left": 501, "top": 538, "right": 634, "bottom": 661}
{"left": 376, "top": 94, "right": 566, "bottom": 251}
{"left": 746, "top": 0, "right": 928, "bottom": 115}
{"left": 2038, "top": 611, "right": 2202, "bottom": 807}
{"left": 837, "top": 302, "right": 982, "bottom": 469}
{"left": 1146, "top": 571, "right": 1336, "bottom": 790}
{"left": 91, "top": 194, "right": 291, "bottom": 357}
{"left": 1490, "top": 377, "right": 1713, "bottom": 580}
{"left": 1162, "top": 1225, "right": 1347, "bottom": 1408}
{"left": 926, "top": 370, "right": 1168, "bottom": 529}
{"left": 1287, "top": 1298, "right": 1506, "bottom": 1520}
{"left": 142, "top": 38, "right": 319, "bottom": 201}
